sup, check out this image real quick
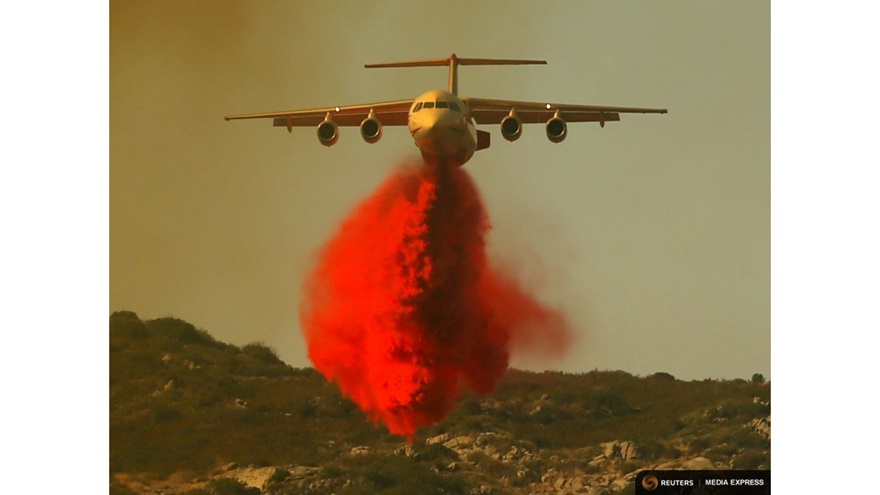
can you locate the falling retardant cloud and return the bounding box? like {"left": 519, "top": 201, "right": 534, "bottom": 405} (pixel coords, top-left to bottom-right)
{"left": 299, "top": 158, "right": 571, "bottom": 441}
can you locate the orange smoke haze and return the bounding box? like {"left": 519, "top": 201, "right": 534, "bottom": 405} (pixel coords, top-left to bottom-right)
{"left": 300, "top": 159, "right": 571, "bottom": 441}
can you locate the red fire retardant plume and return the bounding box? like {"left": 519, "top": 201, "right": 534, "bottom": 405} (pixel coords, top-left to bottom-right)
{"left": 300, "top": 159, "right": 570, "bottom": 441}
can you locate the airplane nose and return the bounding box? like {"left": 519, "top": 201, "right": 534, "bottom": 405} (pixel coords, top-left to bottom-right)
{"left": 419, "top": 120, "right": 435, "bottom": 136}
{"left": 416, "top": 111, "right": 461, "bottom": 139}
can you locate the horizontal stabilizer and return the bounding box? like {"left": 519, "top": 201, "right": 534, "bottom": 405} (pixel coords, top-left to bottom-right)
{"left": 365, "top": 54, "right": 546, "bottom": 94}
{"left": 365, "top": 55, "right": 546, "bottom": 69}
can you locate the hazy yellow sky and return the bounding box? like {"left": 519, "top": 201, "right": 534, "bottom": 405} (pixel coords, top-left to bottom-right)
{"left": 110, "top": 0, "right": 769, "bottom": 380}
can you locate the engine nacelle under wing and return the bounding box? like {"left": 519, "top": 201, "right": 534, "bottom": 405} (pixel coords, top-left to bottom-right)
{"left": 317, "top": 112, "right": 339, "bottom": 147}
{"left": 546, "top": 111, "right": 567, "bottom": 143}
{"left": 500, "top": 109, "right": 523, "bottom": 142}
{"left": 360, "top": 110, "right": 383, "bottom": 144}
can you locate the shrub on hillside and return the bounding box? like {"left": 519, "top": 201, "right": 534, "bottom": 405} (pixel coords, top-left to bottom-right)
{"left": 649, "top": 371, "right": 676, "bottom": 381}
{"left": 110, "top": 311, "right": 148, "bottom": 338}
{"left": 590, "top": 390, "right": 635, "bottom": 416}
{"left": 415, "top": 443, "right": 458, "bottom": 465}
{"left": 241, "top": 342, "right": 283, "bottom": 364}
{"left": 147, "top": 317, "right": 219, "bottom": 349}
{"left": 205, "top": 478, "right": 260, "bottom": 495}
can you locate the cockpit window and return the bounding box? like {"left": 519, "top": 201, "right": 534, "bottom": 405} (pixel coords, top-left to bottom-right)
{"left": 413, "top": 100, "right": 460, "bottom": 113}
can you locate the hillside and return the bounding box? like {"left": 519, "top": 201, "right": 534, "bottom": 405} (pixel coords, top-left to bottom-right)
{"left": 109, "top": 311, "right": 770, "bottom": 495}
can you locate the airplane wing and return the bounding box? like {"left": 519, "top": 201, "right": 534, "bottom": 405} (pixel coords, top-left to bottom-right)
{"left": 224, "top": 99, "right": 414, "bottom": 130}
{"left": 464, "top": 97, "right": 667, "bottom": 126}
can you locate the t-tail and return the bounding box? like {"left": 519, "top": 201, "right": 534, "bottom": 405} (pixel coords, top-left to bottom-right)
{"left": 364, "top": 53, "right": 546, "bottom": 96}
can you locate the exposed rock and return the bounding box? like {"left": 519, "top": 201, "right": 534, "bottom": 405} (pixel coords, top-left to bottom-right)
{"left": 444, "top": 435, "right": 475, "bottom": 450}
{"left": 426, "top": 433, "right": 451, "bottom": 445}
{"left": 619, "top": 441, "right": 639, "bottom": 460}
{"left": 602, "top": 441, "right": 618, "bottom": 458}
{"left": 681, "top": 456, "right": 715, "bottom": 470}
{"left": 288, "top": 466, "right": 319, "bottom": 478}
{"left": 264, "top": 467, "right": 289, "bottom": 484}
{"left": 569, "top": 476, "right": 586, "bottom": 490}
{"left": 611, "top": 478, "right": 631, "bottom": 490}
{"left": 350, "top": 446, "right": 370, "bottom": 455}
{"left": 503, "top": 445, "right": 531, "bottom": 462}
{"left": 308, "top": 479, "right": 334, "bottom": 491}
{"left": 600, "top": 440, "right": 639, "bottom": 460}
{"left": 751, "top": 415, "right": 771, "bottom": 439}
{"left": 394, "top": 444, "right": 415, "bottom": 457}
{"left": 541, "top": 469, "right": 558, "bottom": 484}
{"left": 653, "top": 460, "right": 680, "bottom": 470}
{"left": 224, "top": 465, "right": 277, "bottom": 490}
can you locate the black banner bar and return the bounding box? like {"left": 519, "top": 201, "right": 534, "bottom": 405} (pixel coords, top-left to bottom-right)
{"left": 635, "top": 470, "right": 770, "bottom": 494}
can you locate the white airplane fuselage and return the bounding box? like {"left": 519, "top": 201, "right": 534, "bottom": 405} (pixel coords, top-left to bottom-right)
{"left": 407, "top": 90, "right": 476, "bottom": 166}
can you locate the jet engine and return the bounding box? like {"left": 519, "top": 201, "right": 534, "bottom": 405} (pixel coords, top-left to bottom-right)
{"left": 317, "top": 113, "right": 339, "bottom": 147}
{"left": 360, "top": 110, "right": 383, "bottom": 144}
{"left": 546, "top": 110, "right": 567, "bottom": 143}
{"left": 500, "top": 109, "right": 522, "bottom": 142}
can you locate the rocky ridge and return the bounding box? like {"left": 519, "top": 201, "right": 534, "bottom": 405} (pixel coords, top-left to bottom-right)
{"left": 109, "top": 312, "right": 770, "bottom": 495}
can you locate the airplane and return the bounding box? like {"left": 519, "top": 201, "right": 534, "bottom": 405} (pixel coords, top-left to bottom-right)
{"left": 224, "top": 54, "right": 667, "bottom": 167}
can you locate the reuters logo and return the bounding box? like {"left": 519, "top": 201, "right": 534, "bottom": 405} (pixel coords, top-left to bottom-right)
{"left": 641, "top": 473, "right": 659, "bottom": 491}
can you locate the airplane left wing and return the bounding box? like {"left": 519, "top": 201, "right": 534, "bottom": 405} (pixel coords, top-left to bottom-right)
{"left": 224, "top": 99, "right": 414, "bottom": 130}
{"left": 464, "top": 97, "right": 667, "bottom": 126}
